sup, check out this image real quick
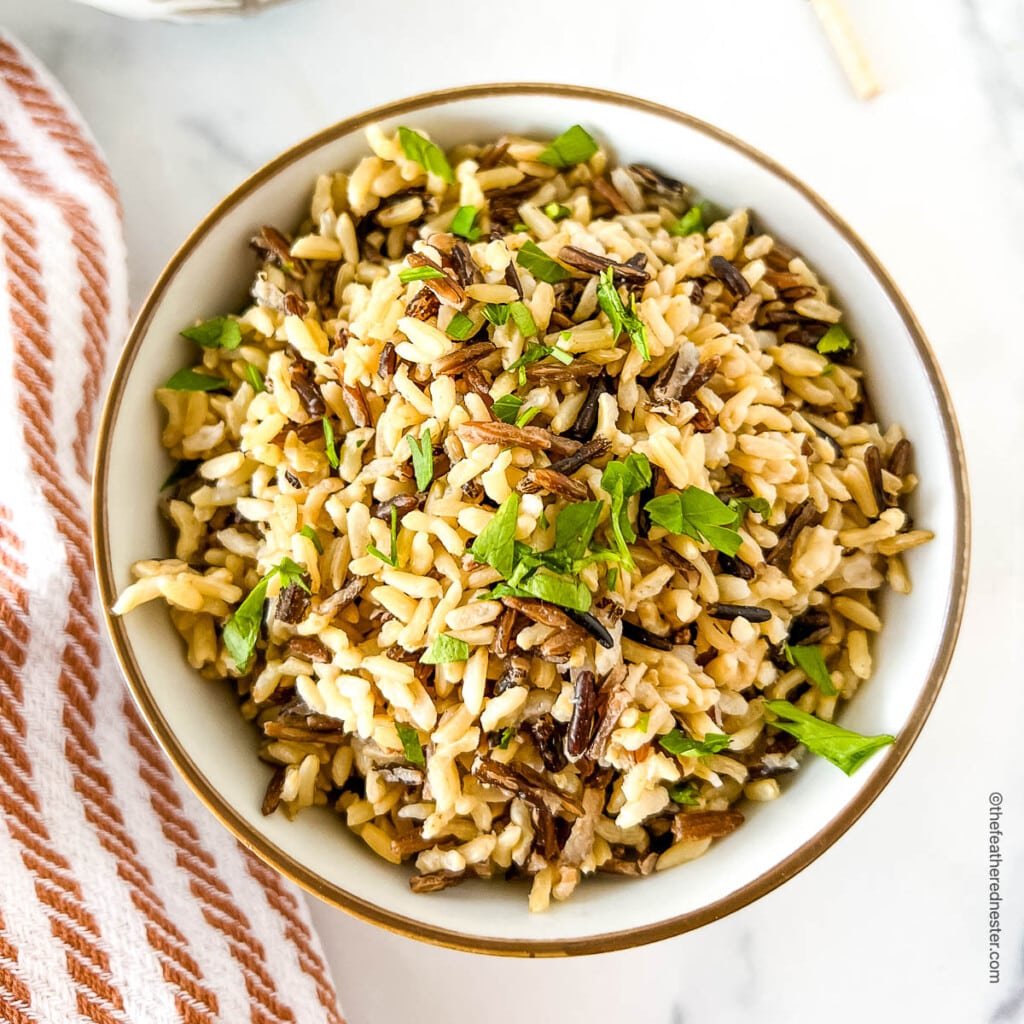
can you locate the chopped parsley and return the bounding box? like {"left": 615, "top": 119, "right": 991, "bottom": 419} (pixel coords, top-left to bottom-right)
{"left": 399, "top": 265, "right": 446, "bottom": 284}
{"left": 784, "top": 643, "right": 837, "bottom": 696}
{"left": 223, "top": 558, "right": 308, "bottom": 671}
{"left": 765, "top": 700, "right": 894, "bottom": 776}
{"left": 450, "top": 205, "right": 482, "bottom": 241}
{"left": 497, "top": 726, "right": 516, "bottom": 750}
{"left": 644, "top": 486, "right": 743, "bottom": 557}
{"left": 469, "top": 494, "right": 519, "bottom": 579}
{"left": 180, "top": 316, "right": 241, "bottom": 350}
{"left": 668, "top": 204, "right": 706, "bottom": 237}
{"left": 491, "top": 393, "right": 540, "bottom": 427}
{"left": 420, "top": 633, "right": 471, "bottom": 664}
{"left": 537, "top": 124, "right": 598, "bottom": 168}
{"left": 367, "top": 506, "right": 399, "bottom": 567}
{"left": 299, "top": 524, "right": 323, "bottom": 555}
{"left": 483, "top": 303, "right": 510, "bottom": 326}
{"left": 728, "top": 495, "right": 772, "bottom": 521}
{"left": 668, "top": 782, "right": 700, "bottom": 805}
{"left": 405, "top": 429, "right": 434, "bottom": 491}
{"left": 163, "top": 368, "right": 229, "bottom": 392}
{"left": 446, "top": 311, "right": 476, "bottom": 340}
{"left": 659, "top": 730, "right": 731, "bottom": 758}
{"left": 244, "top": 363, "right": 265, "bottom": 393}
{"left": 817, "top": 324, "right": 852, "bottom": 355}
{"left": 508, "top": 301, "right": 538, "bottom": 339}
{"left": 597, "top": 267, "right": 649, "bottom": 361}
{"left": 395, "top": 722, "right": 426, "bottom": 766}
{"left": 507, "top": 342, "right": 572, "bottom": 386}
{"left": 600, "top": 453, "right": 652, "bottom": 571}
{"left": 397, "top": 126, "right": 454, "bottom": 184}
{"left": 516, "top": 240, "right": 571, "bottom": 284}
{"left": 322, "top": 417, "right": 339, "bottom": 469}
{"left": 542, "top": 202, "right": 571, "bottom": 222}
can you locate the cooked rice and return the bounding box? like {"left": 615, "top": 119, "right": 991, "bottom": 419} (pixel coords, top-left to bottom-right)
{"left": 114, "top": 125, "right": 932, "bottom": 910}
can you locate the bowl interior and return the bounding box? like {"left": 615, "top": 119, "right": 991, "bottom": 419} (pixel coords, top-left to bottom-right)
{"left": 96, "top": 87, "right": 965, "bottom": 952}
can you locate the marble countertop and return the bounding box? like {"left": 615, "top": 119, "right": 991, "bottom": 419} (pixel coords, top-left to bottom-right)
{"left": 5, "top": 0, "right": 1020, "bottom": 1020}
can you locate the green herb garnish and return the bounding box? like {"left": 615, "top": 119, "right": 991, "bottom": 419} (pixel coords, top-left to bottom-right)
{"left": 406, "top": 429, "right": 434, "bottom": 491}
{"left": 668, "top": 782, "right": 700, "bottom": 805}
{"left": 537, "top": 125, "right": 598, "bottom": 169}
{"left": 399, "top": 265, "right": 446, "bottom": 284}
{"left": 600, "top": 453, "right": 652, "bottom": 570}
{"left": 223, "top": 558, "right": 308, "bottom": 671}
{"left": 446, "top": 311, "right": 477, "bottom": 341}
{"left": 668, "top": 204, "right": 706, "bottom": 237}
{"left": 322, "top": 417, "right": 339, "bottom": 469}
{"left": 543, "top": 202, "right": 571, "bottom": 222}
{"left": 597, "top": 267, "right": 649, "bottom": 360}
{"left": 491, "top": 570, "right": 592, "bottom": 612}
{"left": 507, "top": 342, "right": 572, "bottom": 386}
{"left": 783, "top": 643, "right": 837, "bottom": 696}
{"left": 180, "top": 316, "right": 241, "bottom": 350}
{"left": 469, "top": 493, "right": 519, "bottom": 579}
{"left": 163, "top": 368, "right": 229, "bottom": 392}
{"left": 492, "top": 394, "right": 525, "bottom": 424}
{"left": 817, "top": 324, "right": 852, "bottom": 355}
{"left": 551, "top": 501, "right": 604, "bottom": 565}
{"left": 367, "top": 506, "right": 399, "bottom": 567}
{"left": 764, "top": 700, "right": 894, "bottom": 776}
{"left": 635, "top": 711, "right": 650, "bottom": 732}
{"left": 299, "top": 524, "right": 323, "bottom": 555}
{"left": 395, "top": 722, "right": 426, "bottom": 766}
{"left": 659, "top": 730, "right": 731, "bottom": 758}
{"left": 728, "top": 495, "right": 772, "bottom": 521}
{"left": 516, "top": 240, "right": 571, "bottom": 284}
{"left": 607, "top": 566, "right": 619, "bottom": 591}
{"left": 420, "top": 633, "right": 471, "bottom": 664}
{"left": 508, "top": 301, "right": 538, "bottom": 339}
{"left": 644, "top": 486, "right": 743, "bottom": 557}
{"left": 450, "top": 205, "right": 482, "bottom": 241}
{"left": 483, "top": 303, "right": 510, "bottom": 326}
{"left": 497, "top": 726, "right": 516, "bottom": 749}
{"left": 244, "top": 363, "right": 265, "bottom": 393}
{"left": 397, "top": 126, "right": 454, "bottom": 184}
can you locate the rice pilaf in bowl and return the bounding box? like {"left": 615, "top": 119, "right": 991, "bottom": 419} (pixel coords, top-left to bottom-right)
{"left": 111, "top": 121, "right": 935, "bottom": 912}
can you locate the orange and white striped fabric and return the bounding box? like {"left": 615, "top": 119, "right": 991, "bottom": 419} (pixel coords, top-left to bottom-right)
{"left": 0, "top": 34, "right": 345, "bottom": 1024}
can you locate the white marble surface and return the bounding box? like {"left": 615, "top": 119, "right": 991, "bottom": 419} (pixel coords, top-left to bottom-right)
{"left": 6, "top": 0, "right": 1021, "bottom": 1019}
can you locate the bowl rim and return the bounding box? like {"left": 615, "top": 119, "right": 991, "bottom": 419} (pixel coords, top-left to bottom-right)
{"left": 92, "top": 82, "right": 970, "bottom": 957}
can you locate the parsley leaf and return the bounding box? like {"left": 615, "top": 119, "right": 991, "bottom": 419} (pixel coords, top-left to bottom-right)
{"left": 817, "top": 324, "right": 852, "bottom": 355}
{"left": 491, "top": 570, "right": 591, "bottom": 612}
{"left": 516, "top": 241, "right": 571, "bottom": 284}
{"left": 223, "top": 558, "right": 308, "bottom": 671}
{"left": 367, "top": 506, "right": 400, "bottom": 567}
{"left": 659, "top": 729, "right": 731, "bottom": 758}
{"left": 469, "top": 493, "right": 519, "bottom": 579}
{"left": 729, "top": 495, "right": 772, "bottom": 521}
{"left": 483, "top": 303, "right": 510, "bottom": 326}
{"left": 244, "top": 363, "right": 265, "bottom": 393}
{"left": 163, "top": 368, "right": 229, "bottom": 392}
{"left": 420, "top": 633, "right": 470, "bottom": 664}
{"left": 299, "top": 524, "right": 323, "bottom": 555}
{"left": 668, "top": 204, "right": 707, "bottom": 237}
{"left": 765, "top": 700, "right": 895, "bottom": 776}
{"left": 607, "top": 566, "right": 619, "bottom": 591}
{"left": 644, "top": 486, "right": 743, "bottom": 557}
{"left": 551, "top": 501, "right": 604, "bottom": 565}
{"left": 600, "top": 453, "right": 652, "bottom": 570}
{"left": 597, "top": 268, "right": 649, "bottom": 360}
{"left": 446, "top": 312, "right": 476, "bottom": 340}
{"left": 507, "top": 342, "right": 572, "bottom": 386}
{"left": 543, "top": 202, "right": 571, "bottom": 222}
{"left": 180, "top": 316, "right": 241, "bottom": 350}
{"left": 450, "top": 205, "right": 482, "bottom": 241}
{"left": 492, "top": 394, "right": 524, "bottom": 424}
{"left": 399, "top": 265, "right": 446, "bottom": 284}
{"left": 668, "top": 782, "right": 700, "bottom": 805}
{"left": 322, "top": 417, "right": 339, "bottom": 469}
{"left": 497, "top": 726, "right": 515, "bottom": 749}
{"left": 784, "top": 643, "right": 837, "bottom": 696}
{"left": 395, "top": 722, "right": 426, "bottom": 766}
{"left": 508, "top": 301, "right": 538, "bottom": 339}
{"left": 537, "top": 124, "right": 598, "bottom": 168}
{"left": 397, "top": 126, "right": 454, "bottom": 184}
{"left": 406, "top": 429, "right": 434, "bottom": 491}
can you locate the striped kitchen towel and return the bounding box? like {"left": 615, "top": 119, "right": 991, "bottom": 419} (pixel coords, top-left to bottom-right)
{"left": 0, "top": 34, "right": 344, "bottom": 1024}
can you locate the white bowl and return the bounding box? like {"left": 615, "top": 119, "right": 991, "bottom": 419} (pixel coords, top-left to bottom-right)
{"left": 93, "top": 85, "right": 969, "bottom": 955}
